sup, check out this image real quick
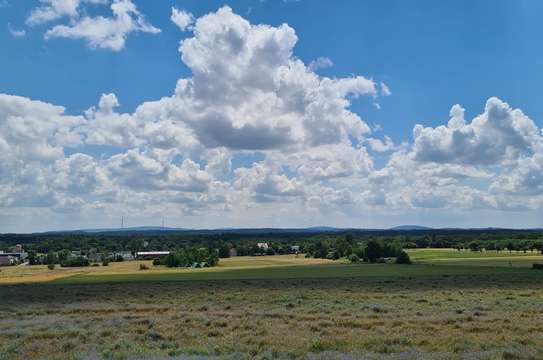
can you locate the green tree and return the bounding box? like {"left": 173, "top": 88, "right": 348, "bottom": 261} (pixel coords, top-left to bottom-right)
{"left": 218, "top": 245, "right": 231, "bottom": 258}
{"left": 365, "top": 241, "right": 382, "bottom": 263}
{"left": 45, "top": 251, "right": 58, "bottom": 265}
{"left": 395, "top": 251, "right": 412, "bottom": 264}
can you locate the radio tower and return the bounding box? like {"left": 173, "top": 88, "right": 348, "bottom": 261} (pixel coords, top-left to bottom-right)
{"left": 121, "top": 216, "right": 124, "bottom": 229}
{"left": 162, "top": 217, "right": 165, "bottom": 229}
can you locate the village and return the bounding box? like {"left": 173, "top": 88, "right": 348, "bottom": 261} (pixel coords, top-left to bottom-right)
{"left": 0, "top": 242, "right": 302, "bottom": 268}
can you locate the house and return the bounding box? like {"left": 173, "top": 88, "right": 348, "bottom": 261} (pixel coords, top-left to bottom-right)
{"left": 257, "top": 243, "right": 269, "bottom": 250}
{"left": 0, "top": 251, "right": 28, "bottom": 263}
{"left": 229, "top": 248, "right": 238, "bottom": 257}
{"left": 113, "top": 251, "right": 135, "bottom": 261}
{"left": 290, "top": 245, "right": 300, "bottom": 253}
{"left": 136, "top": 251, "right": 170, "bottom": 260}
{"left": 0, "top": 256, "right": 14, "bottom": 266}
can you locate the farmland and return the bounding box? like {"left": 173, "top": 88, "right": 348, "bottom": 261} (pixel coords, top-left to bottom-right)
{"left": 1, "top": 250, "right": 543, "bottom": 359}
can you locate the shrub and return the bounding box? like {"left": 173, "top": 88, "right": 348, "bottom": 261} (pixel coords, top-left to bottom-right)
{"left": 139, "top": 263, "right": 149, "bottom": 270}
{"left": 532, "top": 263, "right": 543, "bottom": 270}
{"left": 47, "top": 263, "right": 55, "bottom": 270}
{"left": 396, "top": 251, "right": 412, "bottom": 264}
{"left": 348, "top": 254, "right": 360, "bottom": 263}
{"left": 61, "top": 256, "right": 90, "bottom": 267}
{"left": 102, "top": 259, "right": 109, "bottom": 266}
{"left": 152, "top": 258, "right": 161, "bottom": 266}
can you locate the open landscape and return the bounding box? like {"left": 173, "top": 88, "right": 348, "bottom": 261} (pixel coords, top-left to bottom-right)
{"left": 3, "top": 1, "right": 543, "bottom": 359}
{"left": 1, "top": 241, "right": 543, "bottom": 359}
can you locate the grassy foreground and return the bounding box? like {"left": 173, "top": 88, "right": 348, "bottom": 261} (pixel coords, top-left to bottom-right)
{"left": 1, "top": 252, "right": 543, "bottom": 359}
{"left": 2, "top": 272, "right": 543, "bottom": 359}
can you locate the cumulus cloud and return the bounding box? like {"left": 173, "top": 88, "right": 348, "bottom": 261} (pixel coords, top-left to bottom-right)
{"left": 8, "top": 5, "right": 543, "bottom": 230}
{"left": 412, "top": 98, "right": 541, "bottom": 165}
{"left": 44, "top": 0, "right": 160, "bottom": 51}
{"left": 171, "top": 7, "right": 194, "bottom": 31}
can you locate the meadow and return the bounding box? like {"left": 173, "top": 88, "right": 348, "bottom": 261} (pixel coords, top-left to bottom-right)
{"left": 1, "top": 250, "right": 543, "bottom": 359}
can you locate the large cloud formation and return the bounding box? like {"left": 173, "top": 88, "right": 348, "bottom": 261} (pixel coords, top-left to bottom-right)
{"left": 2, "top": 5, "right": 543, "bottom": 230}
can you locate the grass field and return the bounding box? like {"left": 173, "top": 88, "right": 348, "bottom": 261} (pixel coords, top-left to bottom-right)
{"left": 408, "top": 248, "right": 543, "bottom": 268}
{"left": 1, "top": 251, "right": 543, "bottom": 359}
{"left": 0, "top": 255, "right": 333, "bottom": 285}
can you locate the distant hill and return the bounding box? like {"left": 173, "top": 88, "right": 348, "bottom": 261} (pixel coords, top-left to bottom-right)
{"left": 389, "top": 225, "right": 433, "bottom": 231}
{"left": 74, "top": 226, "right": 191, "bottom": 233}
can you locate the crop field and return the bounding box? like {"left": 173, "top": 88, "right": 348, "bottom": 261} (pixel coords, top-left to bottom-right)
{"left": 407, "top": 248, "right": 543, "bottom": 267}
{"left": 0, "top": 255, "right": 333, "bottom": 285}
{"left": 1, "top": 251, "right": 543, "bottom": 359}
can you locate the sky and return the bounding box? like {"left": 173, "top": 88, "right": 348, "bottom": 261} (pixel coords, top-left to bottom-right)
{"left": 1, "top": 0, "right": 543, "bottom": 232}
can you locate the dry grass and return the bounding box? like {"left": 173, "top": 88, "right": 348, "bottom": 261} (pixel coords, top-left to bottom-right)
{"left": 0, "top": 255, "right": 333, "bottom": 285}
{"left": 1, "top": 274, "right": 542, "bottom": 359}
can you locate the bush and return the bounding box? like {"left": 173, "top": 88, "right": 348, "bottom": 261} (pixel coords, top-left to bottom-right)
{"left": 348, "top": 254, "right": 360, "bottom": 263}
{"left": 61, "top": 256, "right": 90, "bottom": 267}
{"left": 396, "top": 251, "right": 412, "bottom": 264}
{"left": 102, "top": 259, "right": 109, "bottom": 266}
{"left": 47, "top": 263, "right": 55, "bottom": 270}
{"left": 152, "top": 258, "right": 161, "bottom": 266}
{"left": 91, "top": 263, "right": 100, "bottom": 267}
{"left": 139, "top": 263, "right": 149, "bottom": 270}
{"left": 532, "top": 263, "right": 543, "bottom": 270}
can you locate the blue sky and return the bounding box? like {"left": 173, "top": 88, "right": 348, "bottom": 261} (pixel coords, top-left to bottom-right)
{"left": 1, "top": 0, "right": 543, "bottom": 232}
{"left": 3, "top": 1, "right": 543, "bottom": 138}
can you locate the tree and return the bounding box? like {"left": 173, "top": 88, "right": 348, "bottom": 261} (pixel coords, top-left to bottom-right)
{"left": 45, "top": 251, "right": 57, "bottom": 265}
{"left": 165, "top": 254, "right": 179, "bottom": 268}
{"left": 334, "top": 237, "right": 351, "bottom": 257}
{"left": 365, "top": 241, "right": 382, "bottom": 263}
{"left": 395, "top": 251, "right": 412, "bottom": 264}
{"left": 469, "top": 241, "right": 480, "bottom": 252}
{"left": 218, "top": 245, "right": 231, "bottom": 258}
{"left": 27, "top": 251, "right": 37, "bottom": 265}
{"left": 313, "top": 241, "right": 329, "bottom": 259}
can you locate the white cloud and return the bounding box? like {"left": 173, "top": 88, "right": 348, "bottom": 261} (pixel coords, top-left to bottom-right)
{"left": 44, "top": 0, "right": 160, "bottom": 51}
{"left": 10, "top": 6, "right": 543, "bottom": 230}
{"left": 380, "top": 82, "right": 391, "bottom": 96}
{"left": 26, "top": 0, "right": 108, "bottom": 26}
{"left": 308, "top": 56, "right": 333, "bottom": 71}
{"left": 412, "top": 97, "right": 542, "bottom": 165}
{"left": 8, "top": 24, "right": 26, "bottom": 37}
{"left": 367, "top": 136, "right": 399, "bottom": 153}
{"left": 171, "top": 7, "right": 194, "bottom": 31}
